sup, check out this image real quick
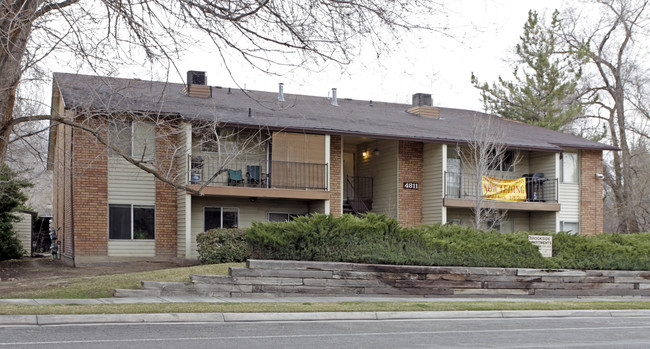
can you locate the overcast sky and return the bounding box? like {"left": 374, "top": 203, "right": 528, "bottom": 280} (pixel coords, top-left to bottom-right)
{"left": 171, "top": 0, "right": 566, "bottom": 111}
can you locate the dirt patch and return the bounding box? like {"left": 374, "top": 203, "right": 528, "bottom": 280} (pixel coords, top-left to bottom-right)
{"left": 0, "top": 257, "right": 188, "bottom": 296}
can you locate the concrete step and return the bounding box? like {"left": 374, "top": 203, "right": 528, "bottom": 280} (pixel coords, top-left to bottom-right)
{"left": 113, "top": 289, "right": 161, "bottom": 297}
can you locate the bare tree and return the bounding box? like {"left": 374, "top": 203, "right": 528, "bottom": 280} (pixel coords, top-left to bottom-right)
{"left": 459, "top": 113, "right": 519, "bottom": 230}
{"left": 1, "top": 0, "right": 451, "bottom": 174}
{"left": 559, "top": 0, "right": 650, "bottom": 233}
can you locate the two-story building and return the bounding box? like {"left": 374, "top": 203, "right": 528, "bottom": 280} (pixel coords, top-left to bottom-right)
{"left": 48, "top": 72, "right": 617, "bottom": 265}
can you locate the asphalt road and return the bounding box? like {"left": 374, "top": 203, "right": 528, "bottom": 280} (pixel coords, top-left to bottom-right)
{"left": 3, "top": 315, "right": 650, "bottom": 348}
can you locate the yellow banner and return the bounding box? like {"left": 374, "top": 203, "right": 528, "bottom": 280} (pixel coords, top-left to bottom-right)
{"left": 482, "top": 176, "right": 527, "bottom": 202}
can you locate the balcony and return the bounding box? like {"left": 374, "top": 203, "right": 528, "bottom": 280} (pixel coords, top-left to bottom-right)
{"left": 444, "top": 171, "right": 560, "bottom": 211}
{"left": 187, "top": 156, "right": 329, "bottom": 199}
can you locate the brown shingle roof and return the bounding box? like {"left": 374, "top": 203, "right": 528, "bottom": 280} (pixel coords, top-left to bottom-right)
{"left": 53, "top": 72, "right": 618, "bottom": 152}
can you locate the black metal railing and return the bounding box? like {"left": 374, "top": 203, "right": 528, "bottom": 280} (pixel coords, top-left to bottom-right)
{"left": 346, "top": 176, "right": 373, "bottom": 213}
{"left": 189, "top": 155, "right": 328, "bottom": 190}
{"left": 444, "top": 171, "right": 558, "bottom": 203}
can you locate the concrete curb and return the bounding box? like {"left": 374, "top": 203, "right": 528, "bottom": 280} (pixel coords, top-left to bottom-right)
{"left": 2, "top": 309, "right": 650, "bottom": 326}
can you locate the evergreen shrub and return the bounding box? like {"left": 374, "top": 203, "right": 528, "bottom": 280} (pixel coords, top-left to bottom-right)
{"left": 196, "top": 228, "right": 249, "bottom": 264}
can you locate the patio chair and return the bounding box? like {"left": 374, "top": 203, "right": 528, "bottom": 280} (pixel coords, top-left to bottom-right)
{"left": 228, "top": 169, "right": 243, "bottom": 186}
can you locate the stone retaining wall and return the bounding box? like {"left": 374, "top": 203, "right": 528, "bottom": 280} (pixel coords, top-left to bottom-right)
{"left": 114, "top": 260, "right": 650, "bottom": 298}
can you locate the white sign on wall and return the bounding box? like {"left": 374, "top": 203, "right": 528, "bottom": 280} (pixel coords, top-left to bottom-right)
{"left": 528, "top": 235, "right": 553, "bottom": 258}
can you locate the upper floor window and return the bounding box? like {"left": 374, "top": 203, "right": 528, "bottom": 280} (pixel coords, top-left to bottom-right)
{"left": 561, "top": 152, "right": 579, "bottom": 184}
{"left": 488, "top": 150, "right": 514, "bottom": 172}
{"left": 200, "top": 129, "right": 242, "bottom": 154}
{"left": 109, "top": 120, "right": 132, "bottom": 156}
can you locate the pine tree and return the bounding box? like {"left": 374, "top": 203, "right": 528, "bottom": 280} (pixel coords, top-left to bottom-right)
{"left": 471, "top": 10, "right": 586, "bottom": 131}
{"left": 0, "top": 165, "right": 32, "bottom": 260}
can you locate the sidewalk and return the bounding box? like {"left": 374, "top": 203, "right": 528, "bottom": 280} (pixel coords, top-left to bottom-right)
{"left": 2, "top": 296, "right": 650, "bottom": 326}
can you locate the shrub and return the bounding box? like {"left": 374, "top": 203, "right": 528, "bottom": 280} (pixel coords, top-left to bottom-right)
{"left": 550, "top": 232, "right": 650, "bottom": 270}
{"left": 0, "top": 165, "right": 30, "bottom": 261}
{"left": 196, "top": 228, "right": 249, "bottom": 264}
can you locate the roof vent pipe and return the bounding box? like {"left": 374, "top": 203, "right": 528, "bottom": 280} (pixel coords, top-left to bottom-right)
{"left": 331, "top": 88, "right": 338, "bottom": 106}
{"left": 278, "top": 83, "right": 285, "bottom": 102}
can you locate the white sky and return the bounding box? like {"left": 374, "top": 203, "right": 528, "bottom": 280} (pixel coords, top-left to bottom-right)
{"left": 172, "top": 0, "right": 566, "bottom": 111}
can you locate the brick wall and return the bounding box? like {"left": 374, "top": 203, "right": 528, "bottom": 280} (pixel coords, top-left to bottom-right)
{"left": 329, "top": 135, "right": 342, "bottom": 217}
{"left": 398, "top": 141, "right": 423, "bottom": 227}
{"left": 155, "top": 124, "right": 178, "bottom": 256}
{"left": 71, "top": 117, "right": 109, "bottom": 256}
{"left": 580, "top": 150, "right": 604, "bottom": 235}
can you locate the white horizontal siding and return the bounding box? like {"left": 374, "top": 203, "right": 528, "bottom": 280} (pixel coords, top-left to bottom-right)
{"left": 559, "top": 183, "right": 580, "bottom": 222}
{"left": 14, "top": 212, "right": 32, "bottom": 255}
{"left": 108, "top": 157, "right": 155, "bottom": 205}
{"left": 108, "top": 240, "right": 155, "bottom": 257}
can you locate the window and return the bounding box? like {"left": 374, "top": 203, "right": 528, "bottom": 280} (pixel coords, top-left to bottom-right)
{"left": 109, "top": 204, "right": 155, "bottom": 240}
{"left": 204, "top": 207, "right": 239, "bottom": 230}
{"left": 267, "top": 212, "right": 306, "bottom": 222}
{"left": 201, "top": 129, "right": 238, "bottom": 154}
{"left": 488, "top": 150, "right": 514, "bottom": 172}
{"left": 446, "top": 219, "right": 461, "bottom": 225}
{"left": 560, "top": 221, "right": 580, "bottom": 234}
{"left": 561, "top": 152, "right": 579, "bottom": 184}
{"left": 108, "top": 120, "right": 132, "bottom": 156}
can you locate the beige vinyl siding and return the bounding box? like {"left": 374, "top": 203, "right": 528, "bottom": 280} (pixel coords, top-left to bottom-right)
{"left": 108, "top": 240, "right": 155, "bottom": 257}
{"left": 513, "top": 150, "right": 529, "bottom": 176}
{"left": 133, "top": 121, "right": 156, "bottom": 160}
{"left": 422, "top": 143, "right": 444, "bottom": 224}
{"left": 108, "top": 157, "right": 155, "bottom": 205}
{"left": 530, "top": 211, "right": 558, "bottom": 232}
{"left": 177, "top": 123, "right": 191, "bottom": 258}
{"left": 14, "top": 212, "right": 32, "bottom": 255}
{"left": 529, "top": 151, "right": 556, "bottom": 178}
{"left": 188, "top": 197, "right": 311, "bottom": 259}
{"left": 508, "top": 211, "right": 530, "bottom": 232}
{"left": 357, "top": 140, "right": 398, "bottom": 218}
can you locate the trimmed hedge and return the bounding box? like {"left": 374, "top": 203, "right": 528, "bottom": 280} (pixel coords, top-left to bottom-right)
{"left": 198, "top": 214, "right": 650, "bottom": 271}
{"left": 196, "top": 228, "right": 249, "bottom": 264}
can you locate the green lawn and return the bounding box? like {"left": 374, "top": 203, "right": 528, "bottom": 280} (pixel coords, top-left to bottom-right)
{"left": 2, "top": 301, "right": 650, "bottom": 315}
{"left": 0, "top": 263, "right": 243, "bottom": 299}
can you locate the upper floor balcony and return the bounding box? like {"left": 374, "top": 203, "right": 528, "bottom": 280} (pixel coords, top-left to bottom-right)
{"left": 443, "top": 171, "right": 560, "bottom": 212}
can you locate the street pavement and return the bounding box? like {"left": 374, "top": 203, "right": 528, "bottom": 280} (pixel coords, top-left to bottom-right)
{"left": 1, "top": 295, "right": 650, "bottom": 326}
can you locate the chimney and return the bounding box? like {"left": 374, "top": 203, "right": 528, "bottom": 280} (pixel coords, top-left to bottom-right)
{"left": 186, "top": 70, "right": 212, "bottom": 98}
{"left": 407, "top": 93, "right": 439, "bottom": 119}
{"left": 278, "top": 83, "right": 285, "bottom": 102}
{"left": 331, "top": 88, "right": 338, "bottom": 106}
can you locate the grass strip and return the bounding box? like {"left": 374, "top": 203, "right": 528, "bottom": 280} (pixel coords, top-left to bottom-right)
{"left": 0, "top": 263, "right": 242, "bottom": 299}
{"left": 1, "top": 301, "right": 650, "bottom": 315}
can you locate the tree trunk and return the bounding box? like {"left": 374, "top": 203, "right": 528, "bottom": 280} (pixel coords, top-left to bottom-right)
{"left": 0, "top": 0, "right": 41, "bottom": 166}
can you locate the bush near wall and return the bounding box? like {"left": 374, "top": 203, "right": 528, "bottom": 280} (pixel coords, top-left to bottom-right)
{"left": 196, "top": 228, "right": 249, "bottom": 264}
{"left": 198, "top": 214, "right": 650, "bottom": 271}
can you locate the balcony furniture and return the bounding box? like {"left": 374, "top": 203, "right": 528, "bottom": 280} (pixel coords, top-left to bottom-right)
{"left": 246, "top": 165, "right": 262, "bottom": 186}
{"left": 228, "top": 169, "right": 243, "bottom": 186}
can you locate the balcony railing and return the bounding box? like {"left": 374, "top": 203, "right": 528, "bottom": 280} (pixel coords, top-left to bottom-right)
{"left": 444, "top": 171, "right": 558, "bottom": 203}
{"left": 189, "top": 155, "right": 328, "bottom": 190}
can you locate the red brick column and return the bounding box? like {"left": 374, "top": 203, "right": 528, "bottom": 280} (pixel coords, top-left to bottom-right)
{"left": 580, "top": 150, "right": 604, "bottom": 235}
{"left": 329, "top": 135, "right": 342, "bottom": 217}
{"left": 398, "top": 141, "right": 423, "bottom": 227}
{"left": 72, "top": 117, "right": 108, "bottom": 256}
{"left": 155, "top": 124, "right": 178, "bottom": 256}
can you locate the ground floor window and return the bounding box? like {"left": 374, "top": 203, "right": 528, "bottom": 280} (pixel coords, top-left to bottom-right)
{"left": 560, "top": 221, "right": 579, "bottom": 234}
{"left": 204, "top": 207, "right": 239, "bottom": 230}
{"left": 109, "top": 204, "right": 155, "bottom": 240}
{"left": 267, "top": 212, "right": 306, "bottom": 222}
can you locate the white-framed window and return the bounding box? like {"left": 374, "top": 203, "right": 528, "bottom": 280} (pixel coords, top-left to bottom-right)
{"left": 108, "top": 120, "right": 133, "bottom": 156}
{"left": 485, "top": 218, "right": 514, "bottom": 233}
{"left": 446, "top": 218, "right": 461, "bottom": 225}
{"left": 560, "top": 221, "right": 580, "bottom": 234}
{"left": 109, "top": 204, "right": 155, "bottom": 240}
{"left": 267, "top": 212, "right": 306, "bottom": 222}
{"left": 204, "top": 207, "right": 239, "bottom": 230}
{"left": 561, "top": 152, "right": 579, "bottom": 184}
